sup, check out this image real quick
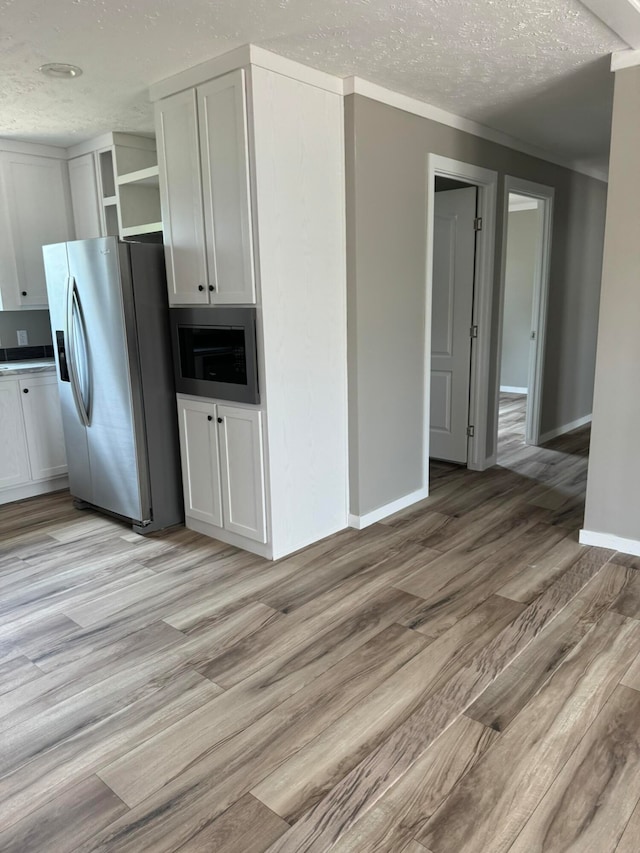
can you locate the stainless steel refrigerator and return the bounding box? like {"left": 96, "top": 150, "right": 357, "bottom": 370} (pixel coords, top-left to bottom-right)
{"left": 43, "top": 237, "right": 183, "bottom": 533}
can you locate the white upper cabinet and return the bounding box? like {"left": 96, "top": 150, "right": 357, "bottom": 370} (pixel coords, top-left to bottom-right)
{"left": 68, "top": 153, "right": 102, "bottom": 240}
{"left": 156, "top": 89, "right": 209, "bottom": 305}
{"left": 156, "top": 70, "right": 255, "bottom": 306}
{"left": 0, "top": 152, "right": 74, "bottom": 309}
{"left": 198, "top": 70, "right": 255, "bottom": 304}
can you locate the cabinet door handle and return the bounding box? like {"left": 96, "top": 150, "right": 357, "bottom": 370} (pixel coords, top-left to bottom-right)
{"left": 208, "top": 285, "right": 215, "bottom": 292}
{"left": 198, "top": 285, "right": 205, "bottom": 292}
{"left": 23, "top": 388, "right": 29, "bottom": 394}
{"left": 21, "top": 291, "right": 27, "bottom": 296}
{"left": 217, "top": 417, "right": 223, "bottom": 423}
{"left": 207, "top": 415, "right": 212, "bottom": 421}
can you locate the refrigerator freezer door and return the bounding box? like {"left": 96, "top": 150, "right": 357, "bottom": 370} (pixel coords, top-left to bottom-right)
{"left": 43, "top": 242, "right": 93, "bottom": 503}
{"left": 66, "top": 237, "right": 151, "bottom": 523}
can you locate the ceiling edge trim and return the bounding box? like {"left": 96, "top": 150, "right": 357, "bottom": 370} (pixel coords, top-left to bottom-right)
{"left": 344, "top": 77, "right": 609, "bottom": 183}
{"left": 248, "top": 46, "right": 344, "bottom": 94}
{"left": 611, "top": 47, "right": 640, "bottom": 70}
{"left": 580, "top": 0, "right": 640, "bottom": 50}
{"left": 149, "top": 44, "right": 252, "bottom": 101}
{"left": 0, "top": 138, "right": 68, "bottom": 158}
{"left": 149, "top": 43, "right": 342, "bottom": 101}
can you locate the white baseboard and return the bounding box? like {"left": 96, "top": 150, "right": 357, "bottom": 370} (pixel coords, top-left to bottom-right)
{"left": 579, "top": 529, "right": 640, "bottom": 558}
{"left": 500, "top": 385, "right": 528, "bottom": 394}
{"left": 539, "top": 413, "right": 592, "bottom": 444}
{"left": 349, "top": 486, "right": 430, "bottom": 530}
{"left": 0, "top": 476, "right": 69, "bottom": 506}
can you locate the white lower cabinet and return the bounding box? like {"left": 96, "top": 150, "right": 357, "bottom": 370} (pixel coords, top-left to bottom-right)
{"left": 0, "top": 379, "right": 31, "bottom": 490}
{"left": 177, "top": 397, "right": 267, "bottom": 545}
{"left": 0, "top": 373, "right": 68, "bottom": 502}
{"left": 19, "top": 375, "right": 68, "bottom": 480}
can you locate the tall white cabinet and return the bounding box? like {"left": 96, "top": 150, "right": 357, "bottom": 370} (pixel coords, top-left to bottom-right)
{"left": 153, "top": 47, "right": 348, "bottom": 560}
{"left": 156, "top": 70, "right": 255, "bottom": 306}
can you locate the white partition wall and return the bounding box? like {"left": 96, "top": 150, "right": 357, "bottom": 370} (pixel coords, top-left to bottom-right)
{"left": 251, "top": 66, "right": 348, "bottom": 558}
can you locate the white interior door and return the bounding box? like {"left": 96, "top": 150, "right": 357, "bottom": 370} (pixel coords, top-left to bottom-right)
{"left": 430, "top": 186, "right": 477, "bottom": 463}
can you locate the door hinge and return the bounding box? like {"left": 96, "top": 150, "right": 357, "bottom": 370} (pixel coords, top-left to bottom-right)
{"left": 470, "top": 325, "right": 479, "bottom": 339}
{"left": 467, "top": 425, "right": 475, "bottom": 438}
{"left": 474, "top": 217, "right": 483, "bottom": 231}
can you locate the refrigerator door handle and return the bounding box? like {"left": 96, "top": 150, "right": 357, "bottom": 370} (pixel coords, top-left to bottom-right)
{"left": 65, "top": 275, "right": 91, "bottom": 427}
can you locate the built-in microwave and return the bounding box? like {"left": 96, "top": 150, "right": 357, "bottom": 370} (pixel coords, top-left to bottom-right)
{"left": 169, "top": 306, "right": 260, "bottom": 404}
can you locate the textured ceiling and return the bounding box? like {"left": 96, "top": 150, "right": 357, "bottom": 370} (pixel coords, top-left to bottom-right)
{"left": 0, "top": 0, "right": 627, "bottom": 172}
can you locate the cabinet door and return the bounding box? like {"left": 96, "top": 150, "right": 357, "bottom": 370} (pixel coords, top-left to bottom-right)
{"left": 19, "top": 375, "right": 68, "bottom": 480}
{"left": 156, "top": 90, "right": 209, "bottom": 306}
{"left": 68, "top": 153, "right": 102, "bottom": 239}
{"left": 217, "top": 405, "right": 266, "bottom": 543}
{"left": 0, "top": 379, "right": 31, "bottom": 489}
{"left": 198, "top": 70, "right": 256, "bottom": 304}
{"left": 1, "top": 153, "right": 73, "bottom": 307}
{"left": 176, "top": 398, "right": 223, "bottom": 527}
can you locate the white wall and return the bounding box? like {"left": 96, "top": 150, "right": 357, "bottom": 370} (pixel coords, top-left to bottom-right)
{"left": 500, "top": 205, "right": 540, "bottom": 391}
{"left": 251, "top": 66, "right": 348, "bottom": 558}
{"left": 346, "top": 94, "right": 607, "bottom": 519}
{"left": 583, "top": 65, "right": 640, "bottom": 549}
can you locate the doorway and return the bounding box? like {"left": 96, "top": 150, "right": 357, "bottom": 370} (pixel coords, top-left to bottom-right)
{"left": 496, "top": 177, "right": 554, "bottom": 459}
{"left": 430, "top": 178, "right": 478, "bottom": 464}
{"left": 425, "top": 155, "right": 498, "bottom": 476}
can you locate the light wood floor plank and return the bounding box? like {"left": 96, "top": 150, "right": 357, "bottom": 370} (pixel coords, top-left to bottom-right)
{"left": 615, "top": 798, "right": 640, "bottom": 852}
{"left": 0, "top": 655, "right": 42, "bottom": 696}
{"left": 418, "top": 612, "right": 640, "bottom": 853}
{"left": 312, "top": 715, "right": 497, "bottom": 853}
{"left": 0, "top": 667, "right": 219, "bottom": 832}
{"left": 0, "top": 775, "right": 127, "bottom": 853}
{"left": 176, "top": 793, "right": 289, "bottom": 853}
{"left": 87, "top": 625, "right": 429, "bottom": 851}
{"left": 507, "top": 684, "right": 640, "bottom": 853}
{"left": 96, "top": 596, "right": 427, "bottom": 810}
{"left": 256, "top": 547, "right": 613, "bottom": 852}
{"left": 467, "top": 561, "right": 638, "bottom": 731}
{"left": 251, "top": 596, "right": 522, "bottom": 823}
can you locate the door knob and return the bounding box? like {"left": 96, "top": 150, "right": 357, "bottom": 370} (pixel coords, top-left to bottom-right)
{"left": 208, "top": 285, "right": 215, "bottom": 292}
{"left": 23, "top": 388, "right": 29, "bottom": 394}
{"left": 21, "top": 291, "right": 27, "bottom": 296}
{"left": 207, "top": 415, "right": 212, "bottom": 421}
{"left": 217, "top": 417, "right": 223, "bottom": 423}
{"left": 198, "top": 285, "right": 205, "bottom": 292}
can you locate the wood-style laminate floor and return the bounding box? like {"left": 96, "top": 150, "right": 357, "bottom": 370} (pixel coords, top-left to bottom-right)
{"left": 1, "top": 395, "right": 639, "bottom": 852}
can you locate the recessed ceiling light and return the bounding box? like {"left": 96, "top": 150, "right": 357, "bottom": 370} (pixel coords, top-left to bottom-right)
{"left": 38, "top": 63, "right": 83, "bottom": 79}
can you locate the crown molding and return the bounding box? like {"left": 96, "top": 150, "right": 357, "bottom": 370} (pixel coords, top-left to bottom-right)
{"left": 150, "top": 43, "right": 342, "bottom": 101}
{"left": 344, "top": 76, "right": 608, "bottom": 183}
{"left": 0, "top": 138, "right": 68, "bottom": 159}
{"left": 611, "top": 47, "right": 640, "bottom": 70}
{"left": 581, "top": 0, "right": 640, "bottom": 50}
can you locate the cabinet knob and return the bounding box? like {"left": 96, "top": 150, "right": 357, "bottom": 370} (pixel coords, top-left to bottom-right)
{"left": 208, "top": 285, "right": 215, "bottom": 292}
{"left": 207, "top": 415, "right": 212, "bottom": 421}
{"left": 23, "top": 388, "right": 29, "bottom": 394}
{"left": 217, "top": 417, "right": 223, "bottom": 423}
{"left": 21, "top": 291, "right": 27, "bottom": 296}
{"left": 198, "top": 285, "right": 205, "bottom": 292}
